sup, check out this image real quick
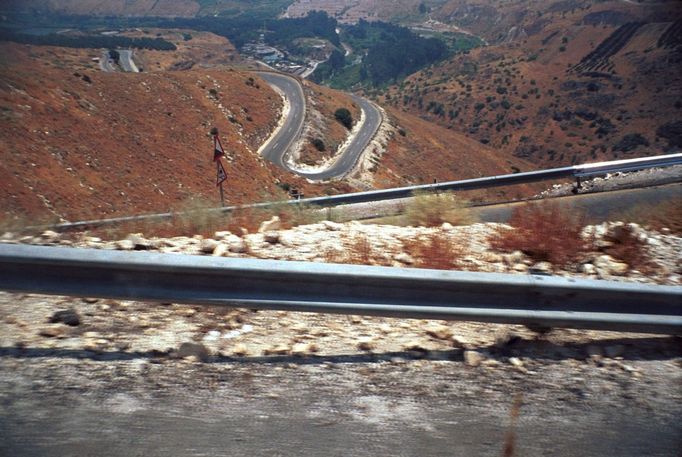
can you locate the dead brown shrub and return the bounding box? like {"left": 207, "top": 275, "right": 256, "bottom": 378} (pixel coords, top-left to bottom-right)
{"left": 406, "top": 191, "right": 475, "bottom": 227}
{"left": 490, "top": 202, "right": 589, "bottom": 267}
{"left": 602, "top": 225, "right": 655, "bottom": 274}
{"left": 402, "top": 231, "right": 465, "bottom": 270}
{"left": 323, "top": 246, "right": 345, "bottom": 264}
{"left": 346, "top": 234, "right": 373, "bottom": 265}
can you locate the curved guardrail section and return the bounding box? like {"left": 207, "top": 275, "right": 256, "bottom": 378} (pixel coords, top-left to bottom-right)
{"left": 0, "top": 244, "right": 679, "bottom": 334}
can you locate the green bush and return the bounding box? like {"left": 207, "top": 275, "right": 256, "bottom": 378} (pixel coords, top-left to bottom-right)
{"left": 334, "top": 108, "right": 353, "bottom": 129}
{"left": 311, "top": 138, "right": 326, "bottom": 152}
{"left": 613, "top": 133, "right": 649, "bottom": 152}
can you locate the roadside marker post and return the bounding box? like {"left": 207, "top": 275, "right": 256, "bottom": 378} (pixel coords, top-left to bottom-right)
{"left": 211, "top": 128, "right": 227, "bottom": 207}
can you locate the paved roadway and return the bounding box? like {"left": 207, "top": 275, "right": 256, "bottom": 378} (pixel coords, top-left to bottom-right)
{"left": 257, "top": 71, "right": 382, "bottom": 181}
{"left": 99, "top": 50, "right": 116, "bottom": 72}
{"left": 471, "top": 182, "right": 682, "bottom": 224}
{"left": 1, "top": 358, "right": 679, "bottom": 457}
{"left": 99, "top": 50, "right": 139, "bottom": 73}
{"left": 257, "top": 72, "right": 307, "bottom": 169}
{"left": 118, "top": 50, "right": 139, "bottom": 73}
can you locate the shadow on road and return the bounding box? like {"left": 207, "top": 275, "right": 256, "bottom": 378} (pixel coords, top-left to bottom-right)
{"left": 1, "top": 335, "right": 679, "bottom": 364}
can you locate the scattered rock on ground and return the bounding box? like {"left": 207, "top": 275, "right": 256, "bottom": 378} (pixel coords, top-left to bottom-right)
{"left": 176, "top": 342, "right": 210, "bottom": 362}
{"left": 49, "top": 309, "right": 81, "bottom": 326}
{"left": 200, "top": 238, "right": 219, "bottom": 254}
{"left": 258, "top": 216, "right": 281, "bottom": 233}
{"left": 357, "top": 337, "right": 375, "bottom": 351}
{"left": 126, "top": 234, "right": 152, "bottom": 250}
{"left": 464, "top": 350, "right": 485, "bottom": 367}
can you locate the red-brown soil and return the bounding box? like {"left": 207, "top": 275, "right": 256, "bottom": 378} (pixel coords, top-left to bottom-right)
{"left": 7, "top": 0, "right": 201, "bottom": 17}
{"left": 0, "top": 34, "right": 542, "bottom": 224}
{"left": 130, "top": 29, "right": 242, "bottom": 72}
{"left": 375, "top": 108, "right": 535, "bottom": 200}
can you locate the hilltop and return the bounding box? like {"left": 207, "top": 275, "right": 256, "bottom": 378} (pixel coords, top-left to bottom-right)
{"left": 2, "top": 0, "right": 293, "bottom": 18}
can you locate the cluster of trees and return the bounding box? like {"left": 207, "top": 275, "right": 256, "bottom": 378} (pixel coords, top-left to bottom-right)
{"left": 309, "top": 49, "right": 345, "bottom": 82}
{"left": 2, "top": 8, "right": 339, "bottom": 51}
{"left": 145, "top": 11, "right": 338, "bottom": 49}
{"left": 313, "top": 20, "right": 448, "bottom": 88}
{"left": 0, "top": 29, "right": 176, "bottom": 50}
{"left": 359, "top": 22, "right": 448, "bottom": 86}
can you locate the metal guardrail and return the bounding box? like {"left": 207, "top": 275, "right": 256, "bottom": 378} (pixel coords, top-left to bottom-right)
{"left": 41, "top": 153, "right": 682, "bottom": 233}
{"left": 0, "top": 244, "right": 680, "bottom": 334}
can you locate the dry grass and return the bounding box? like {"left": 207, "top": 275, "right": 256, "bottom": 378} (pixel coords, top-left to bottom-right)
{"left": 346, "top": 234, "right": 373, "bottom": 265}
{"left": 264, "top": 202, "right": 323, "bottom": 230}
{"left": 0, "top": 212, "right": 61, "bottom": 236}
{"left": 490, "top": 202, "right": 589, "bottom": 267}
{"left": 171, "top": 197, "right": 228, "bottom": 237}
{"left": 223, "top": 207, "right": 262, "bottom": 234}
{"left": 405, "top": 191, "right": 475, "bottom": 227}
{"left": 401, "top": 231, "right": 465, "bottom": 270}
{"left": 502, "top": 394, "right": 523, "bottom": 457}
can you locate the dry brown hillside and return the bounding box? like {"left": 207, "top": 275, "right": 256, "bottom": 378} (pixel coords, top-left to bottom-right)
{"left": 374, "top": 107, "right": 532, "bottom": 191}
{"left": 381, "top": 1, "right": 682, "bottom": 168}
{"left": 5, "top": 0, "right": 201, "bottom": 17}
{"left": 0, "top": 36, "right": 533, "bottom": 224}
{"left": 0, "top": 42, "right": 327, "bottom": 223}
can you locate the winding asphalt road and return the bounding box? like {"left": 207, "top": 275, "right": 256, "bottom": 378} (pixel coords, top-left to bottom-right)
{"left": 257, "top": 72, "right": 307, "bottom": 170}
{"left": 99, "top": 51, "right": 116, "bottom": 72}
{"left": 256, "top": 71, "right": 382, "bottom": 181}
{"left": 118, "top": 50, "right": 139, "bottom": 73}
{"left": 99, "top": 50, "right": 138, "bottom": 73}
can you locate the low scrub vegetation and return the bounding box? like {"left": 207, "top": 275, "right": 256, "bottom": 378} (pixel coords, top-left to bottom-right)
{"left": 601, "top": 225, "right": 654, "bottom": 274}
{"left": 401, "top": 232, "right": 465, "bottom": 270}
{"left": 172, "top": 197, "right": 228, "bottom": 237}
{"left": 405, "top": 191, "right": 474, "bottom": 227}
{"left": 489, "top": 202, "right": 589, "bottom": 267}
{"left": 345, "top": 233, "right": 374, "bottom": 265}
{"left": 334, "top": 108, "right": 353, "bottom": 129}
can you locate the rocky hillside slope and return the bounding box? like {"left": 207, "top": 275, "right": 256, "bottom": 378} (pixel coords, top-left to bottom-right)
{"left": 381, "top": 1, "right": 682, "bottom": 168}
{"left": 4, "top": 0, "right": 202, "bottom": 17}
